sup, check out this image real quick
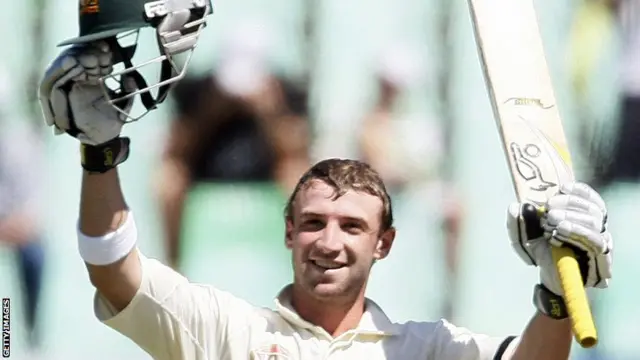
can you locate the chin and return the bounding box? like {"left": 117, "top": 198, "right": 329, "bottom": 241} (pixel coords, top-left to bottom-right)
{"left": 309, "top": 282, "right": 359, "bottom": 302}
{"left": 295, "top": 266, "right": 367, "bottom": 302}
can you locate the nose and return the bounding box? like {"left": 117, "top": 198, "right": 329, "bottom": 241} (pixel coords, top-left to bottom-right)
{"left": 316, "top": 222, "right": 343, "bottom": 254}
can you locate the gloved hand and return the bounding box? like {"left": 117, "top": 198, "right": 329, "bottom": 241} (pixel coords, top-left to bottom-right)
{"left": 507, "top": 182, "right": 613, "bottom": 296}
{"left": 38, "top": 41, "right": 135, "bottom": 145}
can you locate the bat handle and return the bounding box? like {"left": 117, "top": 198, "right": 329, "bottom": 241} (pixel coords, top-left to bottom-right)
{"left": 551, "top": 246, "right": 598, "bottom": 348}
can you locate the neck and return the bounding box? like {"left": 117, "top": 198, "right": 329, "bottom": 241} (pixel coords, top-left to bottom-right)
{"left": 291, "top": 285, "right": 367, "bottom": 338}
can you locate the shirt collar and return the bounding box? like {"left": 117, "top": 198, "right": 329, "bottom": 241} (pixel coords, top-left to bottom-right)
{"left": 274, "top": 284, "right": 399, "bottom": 338}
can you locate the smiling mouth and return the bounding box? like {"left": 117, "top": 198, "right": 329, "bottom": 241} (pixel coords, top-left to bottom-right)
{"left": 310, "top": 260, "right": 346, "bottom": 271}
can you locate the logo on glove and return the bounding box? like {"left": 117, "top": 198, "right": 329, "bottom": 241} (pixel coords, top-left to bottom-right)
{"left": 80, "top": 0, "right": 99, "bottom": 14}
{"left": 549, "top": 298, "right": 563, "bottom": 318}
{"left": 103, "top": 147, "right": 114, "bottom": 166}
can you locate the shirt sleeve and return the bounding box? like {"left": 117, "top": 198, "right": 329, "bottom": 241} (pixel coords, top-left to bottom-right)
{"left": 93, "top": 251, "right": 254, "bottom": 360}
{"left": 432, "top": 319, "right": 519, "bottom": 360}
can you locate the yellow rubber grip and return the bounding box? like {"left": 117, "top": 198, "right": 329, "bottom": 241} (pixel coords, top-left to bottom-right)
{"left": 551, "top": 246, "right": 598, "bottom": 348}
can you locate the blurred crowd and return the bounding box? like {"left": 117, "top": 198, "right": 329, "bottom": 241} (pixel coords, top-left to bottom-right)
{"left": 0, "top": 0, "right": 638, "bottom": 359}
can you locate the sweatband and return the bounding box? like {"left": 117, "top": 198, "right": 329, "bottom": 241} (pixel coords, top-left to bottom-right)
{"left": 77, "top": 212, "right": 137, "bottom": 265}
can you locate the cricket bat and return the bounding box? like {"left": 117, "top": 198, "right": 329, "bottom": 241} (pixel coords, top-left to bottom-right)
{"left": 467, "top": 0, "right": 597, "bottom": 348}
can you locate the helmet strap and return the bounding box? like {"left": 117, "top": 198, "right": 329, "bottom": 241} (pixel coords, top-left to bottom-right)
{"left": 107, "top": 37, "right": 173, "bottom": 112}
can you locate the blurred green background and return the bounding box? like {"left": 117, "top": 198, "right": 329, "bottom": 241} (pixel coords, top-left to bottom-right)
{"left": 0, "top": 0, "right": 638, "bottom": 359}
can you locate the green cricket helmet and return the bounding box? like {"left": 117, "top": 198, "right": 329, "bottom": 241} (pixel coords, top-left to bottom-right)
{"left": 60, "top": 0, "right": 213, "bottom": 121}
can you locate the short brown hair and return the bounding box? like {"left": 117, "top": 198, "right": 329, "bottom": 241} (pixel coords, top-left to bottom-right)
{"left": 284, "top": 158, "right": 394, "bottom": 232}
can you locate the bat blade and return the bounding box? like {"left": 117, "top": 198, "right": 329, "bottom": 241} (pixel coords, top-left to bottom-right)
{"left": 467, "top": 0, "right": 597, "bottom": 348}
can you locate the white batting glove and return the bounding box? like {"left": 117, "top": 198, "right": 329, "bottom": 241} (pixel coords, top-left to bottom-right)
{"left": 507, "top": 182, "right": 613, "bottom": 295}
{"left": 38, "top": 41, "right": 135, "bottom": 145}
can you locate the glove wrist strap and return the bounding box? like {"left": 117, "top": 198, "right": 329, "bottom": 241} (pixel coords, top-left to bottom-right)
{"left": 80, "top": 137, "right": 131, "bottom": 174}
{"left": 533, "top": 284, "right": 568, "bottom": 320}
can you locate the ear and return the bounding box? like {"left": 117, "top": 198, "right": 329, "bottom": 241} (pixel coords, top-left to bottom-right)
{"left": 374, "top": 227, "right": 396, "bottom": 260}
{"left": 285, "top": 218, "right": 294, "bottom": 249}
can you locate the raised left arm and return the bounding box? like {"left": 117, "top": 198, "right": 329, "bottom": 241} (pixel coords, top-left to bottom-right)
{"left": 509, "top": 313, "right": 571, "bottom": 360}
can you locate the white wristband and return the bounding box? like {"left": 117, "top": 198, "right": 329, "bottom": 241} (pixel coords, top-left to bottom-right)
{"left": 77, "top": 212, "right": 138, "bottom": 265}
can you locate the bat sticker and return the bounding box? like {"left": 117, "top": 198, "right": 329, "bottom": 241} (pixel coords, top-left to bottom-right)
{"left": 504, "top": 97, "right": 554, "bottom": 109}
{"left": 501, "top": 97, "right": 573, "bottom": 198}
{"left": 509, "top": 142, "right": 557, "bottom": 192}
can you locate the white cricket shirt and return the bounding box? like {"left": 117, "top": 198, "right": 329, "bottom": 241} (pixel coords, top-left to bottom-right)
{"left": 93, "top": 253, "right": 518, "bottom": 360}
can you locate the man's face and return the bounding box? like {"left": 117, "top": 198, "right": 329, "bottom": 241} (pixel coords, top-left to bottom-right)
{"left": 285, "top": 180, "right": 395, "bottom": 302}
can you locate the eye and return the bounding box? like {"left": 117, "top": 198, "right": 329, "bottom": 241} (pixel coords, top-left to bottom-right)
{"left": 301, "top": 219, "right": 324, "bottom": 231}
{"left": 342, "top": 222, "right": 363, "bottom": 234}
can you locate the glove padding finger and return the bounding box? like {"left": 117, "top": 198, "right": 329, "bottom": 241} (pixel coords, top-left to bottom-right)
{"left": 558, "top": 183, "right": 607, "bottom": 214}
{"left": 544, "top": 208, "right": 604, "bottom": 235}
{"left": 551, "top": 220, "right": 610, "bottom": 256}
{"left": 39, "top": 53, "right": 85, "bottom": 128}
{"left": 75, "top": 42, "right": 114, "bottom": 83}
{"left": 546, "top": 193, "right": 604, "bottom": 218}
{"left": 48, "top": 61, "right": 87, "bottom": 134}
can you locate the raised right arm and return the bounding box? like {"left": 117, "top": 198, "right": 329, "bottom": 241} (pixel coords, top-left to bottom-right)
{"left": 79, "top": 168, "right": 139, "bottom": 311}
{"left": 38, "top": 40, "right": 253, "bottom": 359}
{"left": 78, "top": 164, "right": 247, "bottom": 360}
